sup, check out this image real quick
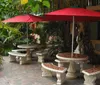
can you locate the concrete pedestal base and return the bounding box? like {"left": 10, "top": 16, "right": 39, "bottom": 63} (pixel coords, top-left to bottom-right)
{"left": 84, "top": 75, "right": 96, "bottom": 85}
{"left": 20, "top": 57, "right": 27, "bottom": 65}
{"left": 38, "top": 56, "right": 44, "bottom": 63}
{"left": 41, "top": 67, "right": 53, "bottom": 77}
{"left": 9, "top": 56, "right": 16, "bottom": 62}
{"left": 56, "top": 73, "right": 66, "bottom": 85}
{"left": 66, "top": 61, "right": 77, "bottom": 79}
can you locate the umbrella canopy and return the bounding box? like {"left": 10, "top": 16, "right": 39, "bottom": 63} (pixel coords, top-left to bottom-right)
{"left": 2, "top": 14, "right": 43, "bottom": 23}
{"left": 2, "top": 14, "right": 43, "bottom": 44}
{"left": 43, "top": 8, "right": 100, "bottom": 57}
{"left": 44, "top": 8, "right": 100, "bottom": 22}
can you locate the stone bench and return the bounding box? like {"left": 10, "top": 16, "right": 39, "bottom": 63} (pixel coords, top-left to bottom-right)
{"left": 55, "top": 59, "right": 69, "bottom": 67}
{"left": 8, "top": 51, "right": 27, "bottom": 65}
{"left": 55, "top": 59, "right": 88, "bottom": 73}
{"left": 41, "top": 63, "right": 67, "bottom": 85}
{"left": 12, "top": 49, "right": 27, "bottom": 52}
{"left": 82, "top": 66, "right": 100, "bottom": 85}
{"left": 36, "top": 52, "right": 47, "bottom": 63}
{"left": 12, "top": 49, "right": 34, "bottom": 53}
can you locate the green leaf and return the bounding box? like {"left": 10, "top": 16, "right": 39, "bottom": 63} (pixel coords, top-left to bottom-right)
{"left": 43, "top": 0, "right": 50, "bottom": 8}
{"left": 32, "top": 4, "right": 40, "bottom": 12}
{"left": 8, "top": 0, "right": 12, "bottom": 3}
{"left": 39, "top": 0, "right": 42, "bottom": 2}
{"left": 28, "top": 0, "right": 33, "bottom": 5}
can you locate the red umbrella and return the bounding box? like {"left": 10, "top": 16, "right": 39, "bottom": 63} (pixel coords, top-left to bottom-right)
{"left": 2, "top": 14, "right": 43, "bottom": 44}
{"left": 2, "top": 14, "right": 43, "bottom": 23}
{"left": 44, "top": 8, "right": 100, "bottom": 57}
{"left": 44, "top": 8, "right": 100, "bottom": 22}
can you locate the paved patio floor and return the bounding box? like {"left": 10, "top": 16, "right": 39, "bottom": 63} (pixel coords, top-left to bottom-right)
{"left": 0, "top": 57, "right": 99, "bottom": 85}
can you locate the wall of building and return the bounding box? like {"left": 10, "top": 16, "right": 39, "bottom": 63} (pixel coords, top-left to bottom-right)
{"left": 90, "top": 22, "right": 98, "bottom": 40}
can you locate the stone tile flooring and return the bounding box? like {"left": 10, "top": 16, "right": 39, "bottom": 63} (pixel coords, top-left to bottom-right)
{"left": 0, "top": 57, "right": 99, "bottom": 85}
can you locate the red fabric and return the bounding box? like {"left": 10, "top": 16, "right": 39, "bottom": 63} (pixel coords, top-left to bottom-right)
{"left": 44, "top": 8, "right": 100, "bottom": 22}
{"left": 2, "top": 14, "right": 43, "bottom": 23}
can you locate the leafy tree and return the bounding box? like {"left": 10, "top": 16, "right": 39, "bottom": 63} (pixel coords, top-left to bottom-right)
{"left": 0, "top": 0, "right": 20, "bottom": 20}
{"left": 0, "top": 0, "right": 50, "bottom": 20}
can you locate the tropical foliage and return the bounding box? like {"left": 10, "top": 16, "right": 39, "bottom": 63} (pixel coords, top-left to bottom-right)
{"left": 0, "top": 0, "right": 50, "bottom": 20}
{"left": 0, "top": 22, "right": 21, "bottom": 55}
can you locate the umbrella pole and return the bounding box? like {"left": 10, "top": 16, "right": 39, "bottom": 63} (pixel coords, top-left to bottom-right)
{"left": 27, "top": 23, "right": 29, "bottom": 45}
{"left": 71, "top": 16, "right": 75, "bottom": 58}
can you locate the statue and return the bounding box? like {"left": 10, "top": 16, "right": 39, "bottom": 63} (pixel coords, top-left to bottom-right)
{"left": 74, "top": 22, "right": 84, "bottom": 54}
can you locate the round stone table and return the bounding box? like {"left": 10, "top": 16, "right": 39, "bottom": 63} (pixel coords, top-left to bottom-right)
{"left": 17, "top": 44, "right": 37, "bottom": 61}
{"left": 56, "top": 52, "right": 88, "bottom": 79}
